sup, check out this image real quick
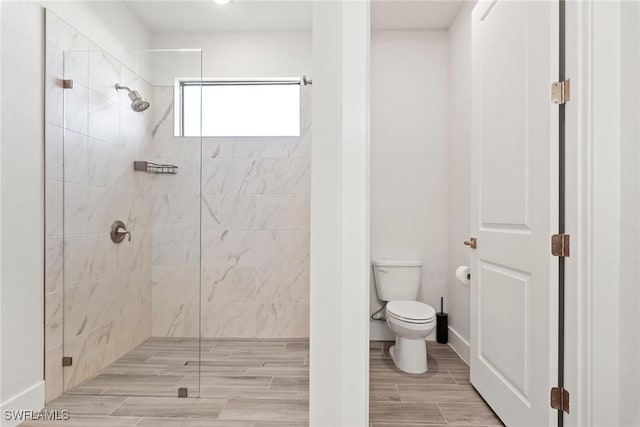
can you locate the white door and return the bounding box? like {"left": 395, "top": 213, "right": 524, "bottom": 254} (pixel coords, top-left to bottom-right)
{"left": 469, "top": 1, "right": 559, "bottom": 426}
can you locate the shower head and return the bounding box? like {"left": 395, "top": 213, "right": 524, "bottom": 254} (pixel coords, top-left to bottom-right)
{"left": 129, "top": 91, "right": 150, "bottom": 112}
{"left": 115, "top": 83, "right": 150, "bottom": 112}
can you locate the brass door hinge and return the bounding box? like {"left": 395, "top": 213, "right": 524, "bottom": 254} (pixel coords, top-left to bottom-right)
{"left": 550, "top": 386, "right": 570, "bottom": 413}
{"left": 62, "top": 79, "right": 74, "bottom": 89}
{"left": 62, "top": 356, "right": 72, "bottom": 367}
{"left": 551, "top": 79, "right": 570, "bottom": 104}
{"left": 551, "top": 234, "right": 570, "bottom": 257}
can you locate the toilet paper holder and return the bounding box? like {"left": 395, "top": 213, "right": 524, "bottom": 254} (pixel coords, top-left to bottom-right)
{"left": 455, "top": 265, "right": 471, "bottom": 285}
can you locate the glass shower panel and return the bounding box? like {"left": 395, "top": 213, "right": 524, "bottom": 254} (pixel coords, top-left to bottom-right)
{"left": 61, "top": 47, "right": 202, "bottom": 398}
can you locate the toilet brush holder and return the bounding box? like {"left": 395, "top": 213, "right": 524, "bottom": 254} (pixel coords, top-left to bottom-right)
{"left": 436, "top": 313, "right": 448, "bottom": 344}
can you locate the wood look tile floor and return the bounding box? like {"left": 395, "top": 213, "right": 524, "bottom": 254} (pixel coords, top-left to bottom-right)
{"left": 21, "top": 339, "right": 502, "bottom": 426}
{"left": 369, "top": 341, "right": 503, "bottom": 427}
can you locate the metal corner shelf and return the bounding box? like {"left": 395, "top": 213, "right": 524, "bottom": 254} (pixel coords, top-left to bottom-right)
{"left": 133, "top": 161, "right": 178, "bottom": 175}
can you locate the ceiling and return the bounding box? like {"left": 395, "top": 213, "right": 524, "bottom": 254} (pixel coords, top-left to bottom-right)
{"left": 372, "top": 1, "right": 465, "bottom": 30}
{"left": 124, "top": 0, "right": 465, "bottom": 33}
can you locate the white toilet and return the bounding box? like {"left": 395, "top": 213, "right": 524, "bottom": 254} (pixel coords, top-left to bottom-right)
{"left": 372, "top": 260, "right": 436, "bottom": 374}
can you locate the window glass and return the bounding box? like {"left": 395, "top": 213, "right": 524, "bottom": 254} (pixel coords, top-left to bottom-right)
{"left": 180, "top": 82, "right": 301, "bottom": 137}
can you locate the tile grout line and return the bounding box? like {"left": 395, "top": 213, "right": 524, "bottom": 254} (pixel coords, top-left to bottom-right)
{"left": 107, "top": 396, "right": 129, "bottom": 417}
{"left": 447, "top": 370, "right": 459, "bottom": 386}
{"left": 434, "top": 402, "right": 448, "bottom": 425}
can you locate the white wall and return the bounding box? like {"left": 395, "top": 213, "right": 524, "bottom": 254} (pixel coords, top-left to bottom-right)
{"left": 0, "top": 2, "right": 46, "bottom": 420}
{"left": 310, "top": 1, "right": 370, "bottom": 425}
{"left": 446, "top": 1, "right": 474, "bottom": 362}
{"left": 565, "top": 1, "right": 640, "bottom": 425}
{"left": 0, "top": 1, "right": 151, "bottom": 421}
{"left": 0, "top": 0, "right": 3, "bottom": 407}
{"left": 0, "top": 0, "right": 3, "bottom": 408}
{"left": 369, "top": 30, "right": 448, "bottom": 340}
{"left": 618, "top": 3, "right": 640, "bottom": 424}
{"left": 586, "top": 2, "right": 622, "bottom": 425}
{"left": 152, "top": 31, "right": 311, "bottom": 81}
{"left": 42, "top": 1, "right": 152, "bottom": 78}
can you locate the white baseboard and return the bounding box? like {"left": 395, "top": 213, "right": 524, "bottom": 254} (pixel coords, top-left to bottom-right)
{"left": 0, "top": 381, "right": 45, "bottom": 427}
{"left": 447, "top": 326, "right": 470, "bottom": 365}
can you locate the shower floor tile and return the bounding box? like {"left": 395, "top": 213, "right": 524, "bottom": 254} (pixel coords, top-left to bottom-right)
{"left": 28, "top": 338, "right": 308, "bottom": 426}
{"left": 21, "top": 339, "right": 501, "bottom": 426}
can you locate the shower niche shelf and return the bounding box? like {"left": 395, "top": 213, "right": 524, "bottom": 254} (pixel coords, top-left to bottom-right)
{"left": 133, "top": 161, "right": 178, "bottom": 175}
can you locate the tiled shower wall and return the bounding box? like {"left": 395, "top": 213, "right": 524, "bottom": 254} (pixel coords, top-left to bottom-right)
{"left": 146, "top": 86, "right": 202, "bottom": 338}
{"left": 44, "top": 9, "right": 311, "bottom": 403}
{"left": 44, "top": 11, "right": 153, "bottom": 402}
{"left": 150, "top": 86, "right": 311, "bottom": 339}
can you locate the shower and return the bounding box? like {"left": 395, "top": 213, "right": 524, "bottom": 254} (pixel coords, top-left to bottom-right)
{"left": 115, "top": 83, "right": 150, "bottom": 112}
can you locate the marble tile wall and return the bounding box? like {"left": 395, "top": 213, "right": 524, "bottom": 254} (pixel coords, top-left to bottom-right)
{"left": 145, "top": 86, "right": 201, "bottom": 338}
{"left": 45, "top": 11, "right": 311, "bottom": 403}
{"left": 44, "top": 11, "right": 153, "bottom": 403}
{"left": 149, "top": 86, "right": 311, "bottom": 339}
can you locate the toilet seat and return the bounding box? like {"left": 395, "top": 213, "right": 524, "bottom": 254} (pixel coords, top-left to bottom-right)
{"left": 386, "top": 301, "right": 435, "bottom": 324}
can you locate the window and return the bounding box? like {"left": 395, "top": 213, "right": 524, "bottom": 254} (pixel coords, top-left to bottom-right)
{"left": 177, "top": 79, "right": 301, "bottom": 137}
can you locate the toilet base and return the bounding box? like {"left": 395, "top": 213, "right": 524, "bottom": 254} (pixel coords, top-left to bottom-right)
{"left": 389, "top": 337, "right": 428, "bottom": 374}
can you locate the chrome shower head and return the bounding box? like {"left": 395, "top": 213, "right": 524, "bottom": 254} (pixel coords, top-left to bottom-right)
{"left": 128, "top": 90, "right": 150, "bottom": 112}
{"left": 115, "top": 83, "right": 150, "bottom": 112}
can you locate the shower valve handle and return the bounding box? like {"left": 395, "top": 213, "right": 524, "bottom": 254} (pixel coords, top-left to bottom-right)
{"left": 110, "top": 220, "right": 131, "bottom": 243}
{"left": 117, "top": 227, "right": 131, "bottom": 242}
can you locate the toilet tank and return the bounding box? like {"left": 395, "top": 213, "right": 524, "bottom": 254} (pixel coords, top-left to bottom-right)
{"left": 372, "top": 260, "right": 423, "bottom": 302}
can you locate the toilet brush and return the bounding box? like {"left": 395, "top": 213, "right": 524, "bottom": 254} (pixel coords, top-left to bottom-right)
{"left": 436, "top": 296, "right": 448, "bottom": 344}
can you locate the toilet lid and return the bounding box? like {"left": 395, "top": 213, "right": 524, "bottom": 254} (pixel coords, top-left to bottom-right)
{"left": 386, "top": 301, "right": 435, "bottom": 322}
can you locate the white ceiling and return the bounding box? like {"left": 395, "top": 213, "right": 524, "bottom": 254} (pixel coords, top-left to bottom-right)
{"left": 124, "top": 0, "right": 465, "bottom": 33}
{"left": 372, "top": 1, "right": 465, "bottom": 31}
